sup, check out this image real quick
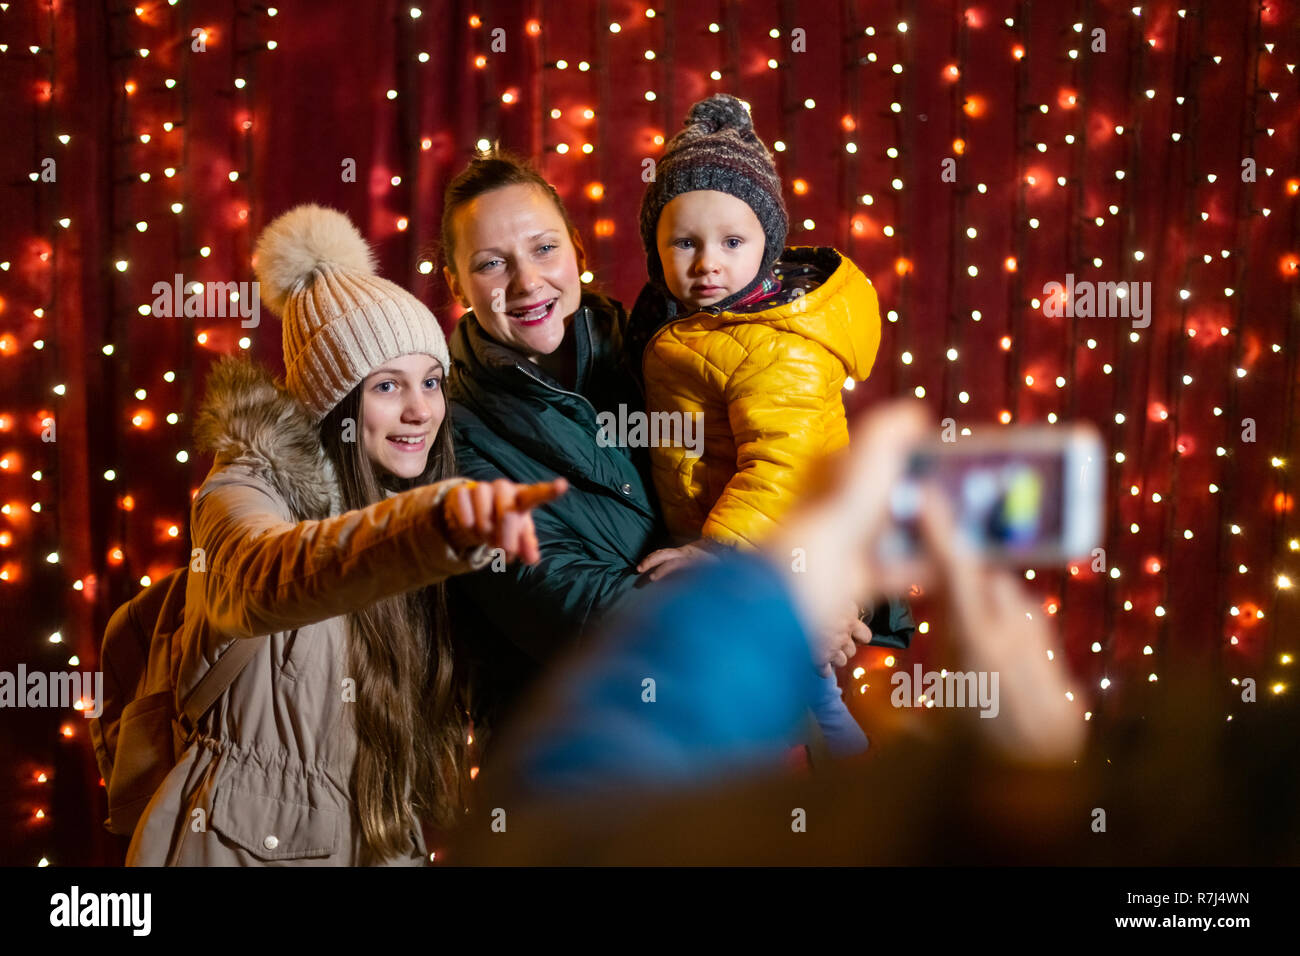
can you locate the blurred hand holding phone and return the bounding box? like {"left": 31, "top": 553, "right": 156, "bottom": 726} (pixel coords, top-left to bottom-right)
{"left": 766, "top": 403, "right": 1093, "bottom": 763}
{"left": 880, "top": 425, "right": 1105, "bottom": 566}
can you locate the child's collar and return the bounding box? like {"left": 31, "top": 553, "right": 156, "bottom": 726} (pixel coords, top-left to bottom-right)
{"left": 671, "top": 270, "right": 781, "bottom": 316}
{"left": 731, "top": 272, "right": 783, "bottom": 309}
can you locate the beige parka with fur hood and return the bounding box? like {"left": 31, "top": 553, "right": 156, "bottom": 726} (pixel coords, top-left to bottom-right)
{"left": 126, "top": 357, "right": 489, "bottom": 866}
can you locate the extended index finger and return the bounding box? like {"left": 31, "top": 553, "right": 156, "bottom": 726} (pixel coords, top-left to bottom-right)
{"left": 515, "top": 477, "right": 569, "bottom": 511}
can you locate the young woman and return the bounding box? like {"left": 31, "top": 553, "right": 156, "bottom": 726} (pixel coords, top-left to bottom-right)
{"left": 125, "top": 204, "right": 564, "bottom": 866}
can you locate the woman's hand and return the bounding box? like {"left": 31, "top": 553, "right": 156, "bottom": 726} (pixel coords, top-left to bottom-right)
{"left": 813, "top": 600, "right": 874, "bottom": 677}
{"left": 636, "top": 538, "right": 718, "bottom": 582}
{"left": 764, "top": 397, "right": 1084, "bottom": 764}
{"left": 441, "top": 477, "right": 569, "bottom": 565}
{"left": 916, "top": 494, "right": 1085, "bottom": 763}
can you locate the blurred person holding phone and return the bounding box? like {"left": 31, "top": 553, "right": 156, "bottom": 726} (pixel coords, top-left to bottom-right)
{"left": 452, "top": 401, "right": 1086, "bottom": 857}
{"left": 454, "top": 402, "right": 1296, "bottom": 866}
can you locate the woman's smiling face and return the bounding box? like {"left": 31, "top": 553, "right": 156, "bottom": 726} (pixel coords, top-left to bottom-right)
{"left": 444, "top": 182, "right": 584, "bottom": 359}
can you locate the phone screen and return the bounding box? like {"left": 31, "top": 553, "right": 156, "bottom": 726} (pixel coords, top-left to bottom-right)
{"left": 884, "top": 447, "right": 1068, "bottom": 559}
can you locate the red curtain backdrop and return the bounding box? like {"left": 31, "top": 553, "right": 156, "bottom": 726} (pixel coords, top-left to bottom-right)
{"left": 2, "top": 0, "right": 1297, "bottom": 865}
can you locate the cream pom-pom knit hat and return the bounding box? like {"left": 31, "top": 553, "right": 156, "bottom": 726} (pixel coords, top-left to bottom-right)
{"left": 253, "top": 204, "right": 450, "bottom": 423}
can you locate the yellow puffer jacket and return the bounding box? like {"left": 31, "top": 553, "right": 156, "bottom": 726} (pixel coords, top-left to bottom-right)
{"left": 640, "top": 247, "right": 882, "bottom": 549}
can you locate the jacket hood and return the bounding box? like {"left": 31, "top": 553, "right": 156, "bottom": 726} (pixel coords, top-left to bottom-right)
{"left": 193, "top": 356, "right": 342, "bottom": 520}
{"left": 629, "top": 247, "right": 881, "bottom": 382}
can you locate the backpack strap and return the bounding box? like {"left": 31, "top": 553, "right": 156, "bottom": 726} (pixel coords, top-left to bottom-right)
{"left": 176, "top": 636, "right": 266, "bottom": 738}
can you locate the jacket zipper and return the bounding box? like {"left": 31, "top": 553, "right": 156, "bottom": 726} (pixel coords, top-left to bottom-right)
{"left": 510, "top": 306, "right": 602, "bottom": 419}
{"left": 514, "top": 360, "right": 655, "bottom": 503}
{"left": 511, "top": 361, "right": 659, "bottom": 513}
{"left": 512, "top": 361, "right": 601, "bottom": 420}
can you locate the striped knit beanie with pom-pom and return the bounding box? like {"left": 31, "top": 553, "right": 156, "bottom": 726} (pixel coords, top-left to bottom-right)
{"left": 253, "top": 204, "right": 450, "bottom": 423}
{"left": 639, "top": 94, "right": 789, "bottom": 298}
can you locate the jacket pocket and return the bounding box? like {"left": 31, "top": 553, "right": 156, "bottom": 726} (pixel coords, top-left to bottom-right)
{"left": 107, "top": 691, "right": 182, "bottom": 836}
{"left": 279, "top": 628, "right": 304, "bottom": 682}
{"left": 210, "top": 784, "right": 340, "bottom": 862}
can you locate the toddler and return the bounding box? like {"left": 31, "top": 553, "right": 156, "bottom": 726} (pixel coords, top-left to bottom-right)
{"left": 629, "top": 94, "right": 915, "bottom": 759}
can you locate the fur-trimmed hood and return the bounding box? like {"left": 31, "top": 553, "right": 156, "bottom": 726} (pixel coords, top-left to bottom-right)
{"left": 193, "top": 356, "right": 342, "bottom": 521}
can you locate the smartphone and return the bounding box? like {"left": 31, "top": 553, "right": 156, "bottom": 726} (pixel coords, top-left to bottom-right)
{"left": 879, "top": 424, "right": 1105, "bottom": 565}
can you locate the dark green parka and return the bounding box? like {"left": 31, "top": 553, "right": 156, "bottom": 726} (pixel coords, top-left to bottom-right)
{"left": 445, "top": 292, "right": 669, "bottom": 735}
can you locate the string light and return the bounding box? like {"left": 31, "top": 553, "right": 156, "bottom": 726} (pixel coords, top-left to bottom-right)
{"left": 5, "top": 0, "right": 1293, "bottom": 868}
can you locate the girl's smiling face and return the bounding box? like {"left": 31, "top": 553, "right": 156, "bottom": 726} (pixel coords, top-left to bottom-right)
{"left": 360, "top": 353, "right": 445, "bottom": 480}
{"left": 655, "top": 190, "right": 766, "bottom": 310}
{"left": 444, "top": 182, "right": 584, "bottom": 358}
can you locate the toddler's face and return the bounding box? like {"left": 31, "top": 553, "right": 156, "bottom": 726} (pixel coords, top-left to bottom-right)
{"left": 655, "top": 190, "right": 765, "bottom": 310}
